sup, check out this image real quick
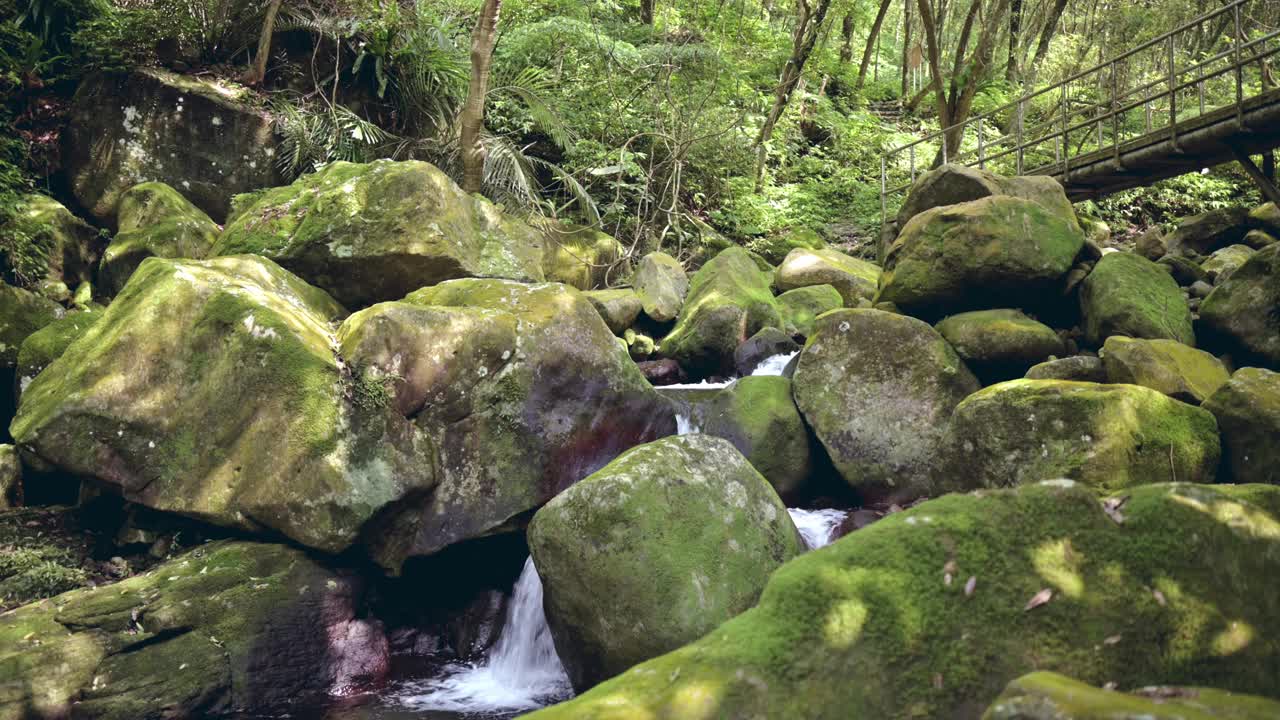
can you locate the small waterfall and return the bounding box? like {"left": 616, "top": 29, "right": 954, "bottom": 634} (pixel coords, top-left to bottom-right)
{"left": 675, "top": 413, "right": 698, "bottom": 435}
{"left": 788, "top": 508, "right": 849, "bottom": 550}
{"left": 751, "top": 351, "right": 799, "bottom": 377}
{"left": 396, "top": 557, "right": 571, "bottom": 714}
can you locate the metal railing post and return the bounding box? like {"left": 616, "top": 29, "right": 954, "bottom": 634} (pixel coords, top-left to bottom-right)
{"left": 977, "top": 118, "right": 986, "bottom": 168}
{"left": 1059, "top": 82, "right": 1068, "bottom": 175}
{"left": 1111, "top": 61, "right": 1120, "bottom": 162}
{"left": 1235, "top": 2, "right": 1244, "bottom": 127}
{"left": 1016, "top": 99, "right": 1025, "bottom": 174}
{"left": 1168, "top": 35, "right": 1179, "bottom": 149}
{"left": 880, "top": 156, "right": 887, "bottom": 226}
{"left": 909, "top": 144, "right": 916, "bottom": 183}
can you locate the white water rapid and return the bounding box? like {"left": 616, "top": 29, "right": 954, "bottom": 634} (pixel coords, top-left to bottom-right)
{"left": 750, "top": 350, "right": 799, "bottom": 376}
{"left": 396, "top": 557, "right": 572, "bottom": 714}
{"left": 787, "top": 508, "right": 849, "bottom": 549}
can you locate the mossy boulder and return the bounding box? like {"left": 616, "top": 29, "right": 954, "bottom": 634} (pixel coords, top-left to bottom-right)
{"left": 14, "top": 309, "right": 102, "bottom": 401}
{"left": 100, "top": 182, "right": 220, "bottom": 294}
{"left": 1202, "top": 244, "right": 1254, "bottom": 284}
{"left": 699, "top": 376, "right": 814, "bottom": 498}
{"left": 527, "top": 481, "right": 1280, "bottom": 720}
{"left": 775, "top": 247, "right": 881, "bottom": 306}
{"left": 777, "top": 284, "right": 843, "bottom": 337}
{"left": 0, "top": 282, "right": 63, "bottom": 369}
{"left": 945, "top": 380, "right": 1219, "bottom": 492}
{"left": 1080, "top": 252, "right": 1194, "bottom": 346}
{"left": 1200, "top": 244, "right": 1280, "bottom": 367}
{"left": 661, "top": 248, "right": 783, "bottom": 377}
{"left": 0, "top": 194, "right": 103, "bottom": 300}
{"left": 1101, "top": 336, "right": 1229, "bottom": 404}
{"left": 1160, "top": 254, "right": 1211, "bottom": 286}
{"left": 793, "top": 309, "right": 980, "bottom": 503}
{"left": 894, "top": 164, "right": 1081, "bottom": 232}
{"left": 10, "top": 255, "right": 438, "bottom": 555}
{"left": 540, "top": 224, "right": 629, "bottom": 290}
{"left": 0, "top": 445, "right": 17, "bottom": 508}
{"left": 583, "top": 288, "right": 643, "bottom": 335}
{"left": 527, "top": 434, "right": 802, "bottom": 690}
{"left": 214, "top": 160, "right": 545, "bottom": 308}
{"left": 935, "top": 309, "right": 1065, "bottom": 382}
{"left": 878, "top": 196, "right": 1084, "bottom": 317}
{"left": 747, "top": 228, "right": 825, "bottom": 265}
{"left": 1243, "top": 229, "right": 1277, "bottom": 249}
{"left": 1203, "top": 367, "right": 1280, "bottom": 485}
{"left": 632, "top": 251, "right": 688, "bottom": 322}
{"left": 1134, "top": 227, "right": 1167, "bottom": 260}
{"left": 1025, "top": 355, "right": 1107, "bottom": 382}
{"left": 352, "top": 279, "right": 674, "bottom": 568}
{"left": 733, "top": 327, "right": 799, "bottom": 377}
{"left": 0, "top": 540, "right": 388, "bottom": 720}
{"left": 1249, "top": 203, "right": 1279, "bottom": 234}
{"left": 63, "top": 69, "right": 282, "bottom": 222}
{"left": 1167, "top": 207, "right": 1253, "bottom": 257}
{"left": 984, "top": 672, "right": 1280, "bottom": 720}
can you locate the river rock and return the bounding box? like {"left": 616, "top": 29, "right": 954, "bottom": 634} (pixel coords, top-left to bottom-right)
{"left": 777, "top": 284, "right": 842, "bottom": 337}
{"left": 733, "top": 327, "right": 799, "bottom": 376}
{"left": 1252, "top": 202, "right": 1280, "bottom": 233}
{"left": 699, "top": 376, "right": 813, "bottom": 497}
{"left": 1101, "top": 336, "right": 1229, "bottom": 403}
{"left": 0, "top": 445, "right": 18, "bottom": 508}
{"left": 935, "top": 309, "right": 1065, "bottom": 382}
{"left": 1133, "top": 227, "right": 1167, "bottom": 260}
{"left": 14, "top": 309, "right": 101, "bottom": 402}
{"left": 0, "top": 540, "right": 388, "bottom": 720}
{"left": 0, "top": 282, "right": 63, "bottom": 371}
{"left": 661, "top": 247, "right": 783, "bottom": 376}
{"left": 878, "top": 196, "right": 1084, "bottom": 317}
{"left": 894, "top": 164, "right": 1080, "bottom": 230}
{"left": 1243, "top": 229, "right": 1277, "bottom": 249}
{"left": 1159, "top": 254, "right": 1211, "bottom": 285}
{"left": 63, "top": 70, "right": 281, "bottom": 223}
{"left": 100, "top": 182, "right": 220, "bottom": 294}
{"left": 541, "top": 224, "right": 628, "bottom": 290}
{"left": 527, "top": 434, "right": 801, "bottom": 691}
{"left": 214, "top": 160, "right": 545, "bottom": 308}
{"left": 946, "top": 379, "right": 1219, "bottom": 491}
{"left": 525, "top": 482, "right": 1280, "bottom": 720}
{"left": 1203, "top": 367, "right": 1280, "bottom": 485}
{"left": 0, "top": 194, "right": 102, "bottom": 301}
{"left": 1024, "top": 355, "right": 1106, "bottom": 382}
{"left": 984, "top": 672, "right": 1280, "bottom": 720}
{"left": 631, "top": 252, "right": 688, "bottom": 322}
{"left": 1202, "top": 244, "right": 1254, "bottom": 283}
{"left": 352, "top": 279, "right": 674, "bottom": 568}
{"left": 582, "top": 288, "right": 642, "bottom": 335}
{"left": 1200, "top": 244, "right": 1280, "bottom": 367}
{"left": 774, "top": 247, "right": 881, "bottom": 305}
{"left": 793, "top": 309, "right": 980, "bottom": 502}
{"left": 1166, "top": 206, "right": 1252, "bottom": 257}
{"left": 1080, "top": 252, "right": 1194, "bottom": 346}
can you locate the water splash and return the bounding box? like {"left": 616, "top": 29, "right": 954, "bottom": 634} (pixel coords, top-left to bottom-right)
{"left": 675, "top": 413, "right": 698, "bottom": 435}
{"left": 788, "top": 508, "right": 849, "bottom": 550}
{"left": 394, "top": 557, "right": 571, "bottom": 714}
{"left": 751, "top": 351, "right": 800, "bottom": 377}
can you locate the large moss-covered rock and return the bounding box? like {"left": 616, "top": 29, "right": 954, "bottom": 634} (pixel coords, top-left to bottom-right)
{"left": 1202, "top": 244, "right": 1254, "bottom": 284}
{"left": 1101, "top": 336, "right": 1229, "bottom": 404}
{"left": 14, "top": 309, "right": 102, "bottom": 401}
{"left": 0, "top": 283, "right": 63, "bottom": 369}
{"left": 699, "top": 376, "right": 813, "bottom": 498}
{"left": 1025, "top": 355, "right": 1107, "bottom": 382}
{"left": 583, "top": 288, "right": 642, "bottom": 335}
{"left": 632, "top": 251, "right": 688, "bottom": 322}
{"left": 1080, "top": 252, "right": 1194, "bottom": 346}
{"left": 984, "top": 672, "right": 1280, "bottom": 720}
{"left": 1203, "top": 367, "right": 1280, "bottom": 485}
{"left": 661, "top": 248, "right": 783, "bottom": 376}
{"left": 946, "top": 380, "right": 1219, "bottom": 491}
{"left": 526, "top": 481, "right": 1280, "bottom": 720}
{"left": 0, "top": 445, "right": 18, "bottom": 508}
{"left": 878, "top": 196, "right": 1084, "bottom": 317}
{"left": 214, "top": 160, "right": 545, "bottom": 307}
{"left": 540, "top": 224, "right": 629, "bottom": 290}
{"left": 793, "top": 309, "right": 980, "bottom": 502}
{"left": 777, "top": 284, "right": 843, "bottom": 337}
{"left": 0, "top": 194, "right": 103, "bottom": 300}
{"left": 64, "top": 70, "right": 282, "bottom": 223}
{"left": 351, "top": 279, "right": 674, "bottom": 568}
{"left": 527, "top": 434, "right": 802, "bottom": 690}
{"left": 100, "top": 182, "right": 220, "bottom": 294}
{"left": 1200, "top": 244, "right": 1280, "bottom": 367}
{"left": 10, "top": 255, "right": 439, "bottom": 555}
{"left": 774, "top": 247, "right": 881, "bottom": 305}
{"left": 1167, "top": 207, "right": 1253, "bottom": 257}
{"left": 0, "top": 540, "right": 388, "bottom": 720}
{"left": 935, "top": 309, "right": 1065, "bottom": 382}
{"left": 1249, "top": 202, "right": 1280, "bottom": 234}
{"left": 894, "top": 164, "right": 1081, "bottom": 231}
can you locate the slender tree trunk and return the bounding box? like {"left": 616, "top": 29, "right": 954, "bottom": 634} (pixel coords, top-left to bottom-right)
{"left": 857, "top": 0, "right": 894, "bottom": 89}
{"left": 1006, "top": 0, "right": 1022, "bottom": 83}
{"left": 901, "top": 0, "right": 913, "bottom": 95}
{"left": 839, "top": 14, "right": 855, "bottom": 64}
{"left": 641, "top": 0, "right": 655, "bottom": 24}
{"left": 242, "top": 0, "right": 284, "bottom": 86}
{"left": 462, "top": 0, "right": 502, "bottom": 194}
{"left": 1026, "top": 0, "right": 1067, "bottom": 84}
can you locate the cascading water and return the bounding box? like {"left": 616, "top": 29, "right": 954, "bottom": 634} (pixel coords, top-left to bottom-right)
{"left": 675, "top": 413, "right": 698, "bottom": 435}
{"left": 395, "top": 557, "right": 572, "bottom": 715}
{"left": 787, "top": 508, "right": 849, "bottom": 549}
{"left": 750, "top": 351, "right": 799, "bottom": 377}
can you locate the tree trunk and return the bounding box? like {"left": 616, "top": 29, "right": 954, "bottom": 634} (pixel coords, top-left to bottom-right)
{"left": 242, "top": 0, "right": 284, "bottom": 86}
{"left": 839, "top": 14, "right": 855, "bottom": 64}
{"left": 753, "top": 0, "right": 834, "bottom": 191}
{"left": 901, "top": 0, "right": 913, "bottom": 96}
{"left": 1025, "top": 0, "right": 1067, "bottom": 85}
{"left": 641, "top": 0, "right": 655, "bottom": 24}
{"left": 462, "top": 0, "right": 502, "bottom": 195}
{"left": 1006, "top": 0, "right": 1022, "bottom": 83}
{"left": 857, "top": 0, "right": 894, "bottom": 89}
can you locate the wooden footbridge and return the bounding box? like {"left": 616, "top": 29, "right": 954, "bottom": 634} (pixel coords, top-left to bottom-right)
{"left": 881, "top": 0, "right": 1280, "bottom": 217}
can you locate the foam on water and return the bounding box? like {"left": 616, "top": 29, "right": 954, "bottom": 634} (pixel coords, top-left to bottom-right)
{"left": 751, "top": 351, "right": 799, "bottom": 376}
{"left": 788, "top": 508, "right": 849, "bottom": 550}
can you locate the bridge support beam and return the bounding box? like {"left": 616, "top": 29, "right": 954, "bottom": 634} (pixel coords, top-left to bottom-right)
{"left": 1232, "top": 146, "right": 1280, "bottom": 207}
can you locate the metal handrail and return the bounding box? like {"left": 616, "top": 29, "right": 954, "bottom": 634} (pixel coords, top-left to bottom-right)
{"left": 880, "top": 0, "right": 1279, "bottom": 222}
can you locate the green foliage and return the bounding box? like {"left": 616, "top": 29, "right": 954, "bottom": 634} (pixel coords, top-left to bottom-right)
{"left": 1089, "top": 168, "right": 1262, "bottom": 234}
{"left": 350, "top": 365, "right": 399, "bottom": 412}
{"left": 273, "top": 97, "right": 392, "bottom": 179}
{"left": 18, "top": 0, "right": 108, "bottom": 52}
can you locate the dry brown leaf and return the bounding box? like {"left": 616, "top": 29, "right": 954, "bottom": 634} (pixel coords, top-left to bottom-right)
{"left": 1153, "top": 589, "right": 1167, "bottom": 606}
{"left": 1103, "top": 635, "right": 1122, "bottom": 645}
{"left": 1024, "top": 588, "right": 1053, "bottom": 611}
{"left": 964, "top": 576, "right": 977, "bottom": 597}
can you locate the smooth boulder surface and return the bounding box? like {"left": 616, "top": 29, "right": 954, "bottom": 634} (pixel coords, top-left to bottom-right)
{"left": 1166, "top": 207, "right": 1252, "bottom": 257}
{"left": 100, "top": 182, "right": 220, "bottom": 294}
{"left": 947, "top": 380, "right": 1219, "bottom": 491}
{"left": 793, "top": 309, "right": 980, "bottom": 502}
{"left": 777, "top": 284, "right": 843, "bottom": 337}
{"left": 11, "top": 255, "right": 438, "bottom": 555}
{"left": 0, "top": 283, "right": 63, "bottom": 369}
{"left": 14, "top": 309, "right": 101, "bottom": 401}
{"left": 894, "top": 164, "right": 1081, "bottom": 231}
{"left": 540, "top": 224, "right": 628, "bottom": 290}
{"left": 632, "top": 251, "right": 688, "bottom": 322}
{"left": 582, "top": 288, "right": 643, "bottom": 335}
{"left": 1202, "top": 244, "right": 1254, "bottom": 283}
{"left": 774, "top": 247, "right": 881, "bottom": 305}
{"left": 1200, "top": 244, "right": 1280, "bottom": 367}
{"left": 0, "top": 445, "right": 18, "bottom": 508}
{"left": 0, "top": 541, "right": 388, "bottom": 720}
{"left": 63, "top": 70, "right": 281, "bottom": 222}
{"left": 661, "top": 247, "right": 783, "bottom": 376}
{"left": 935, "top": 309, "right": 1065, "bottom": 382}
{"left": 528, "top": 434, "right": 802, "bottom": 691}
{"left": 878, "top": 196, "right": 1084, "bottom": 317}
{"left": 527, "top": 482, "right": 1280, "bottom": 720}
{"left": 1101, "top": 336, "right": 1229, "bottom": 403}
{"left": 0, "top": 194, "right": 102, "bottom": 299}
{"left": 699, "top": 376, "right": 814, "bottom": 497}
{"left": 1080, "top": 252, "right": 1195, "bottom": 346}
{"left": 1203, "top": 367, "right": 1280, "bottom": 485}
{"left": 984, "top": 672, "right": 1280, "bottom": 720}
{"left": 215, "top": 160, "right": 545, "bottom": 307}
{"left": 1025, "top": 355, "right": 1107, "bottom": 382}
